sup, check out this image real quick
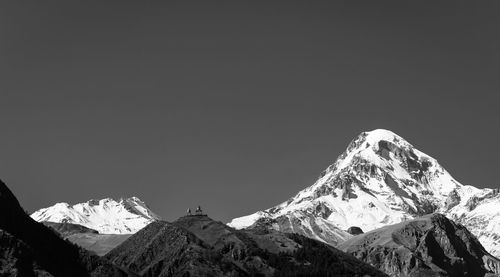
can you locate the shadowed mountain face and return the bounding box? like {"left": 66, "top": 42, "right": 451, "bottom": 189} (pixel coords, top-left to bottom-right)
{"left": 0, "top": 179, "right": 125, "bottom": 277}
{"left": 106, "top": 215, "right": 388, "bottom": 277}
{"left": 338, "top": 214, "right": 500, "bottom": 277}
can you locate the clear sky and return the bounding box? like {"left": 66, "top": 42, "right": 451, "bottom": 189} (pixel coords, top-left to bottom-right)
{"left": 1, "top": 1, "right": 499, "bottom": 223}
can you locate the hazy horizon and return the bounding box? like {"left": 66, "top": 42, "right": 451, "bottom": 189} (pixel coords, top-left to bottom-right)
{"left": 1, "top": 1, "right": 500, "bottom": 223}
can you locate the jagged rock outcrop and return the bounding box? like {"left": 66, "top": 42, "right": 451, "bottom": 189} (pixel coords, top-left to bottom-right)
{"left": 347, "top": 226, "right": 364, "bottom": 235}
{"left": 444, "top": 189, "right": 461, "bottom": 210}
{"left": 338, "top": 214, "right": 500, "bottom": 277}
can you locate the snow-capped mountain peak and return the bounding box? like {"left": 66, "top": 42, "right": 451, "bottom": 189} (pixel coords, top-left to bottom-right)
{"left": 31, "top": 197, "right": 160, "bottom": 234}
{"left": 229, "top": 129, "right": 500, "bottom": 258}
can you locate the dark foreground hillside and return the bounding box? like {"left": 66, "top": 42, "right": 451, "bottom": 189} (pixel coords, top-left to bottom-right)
{"left": 0, "top": 179, "right": 125, "bottom": 276}
{"left": 106, "top": 215, "right": 387, "bottom": 277}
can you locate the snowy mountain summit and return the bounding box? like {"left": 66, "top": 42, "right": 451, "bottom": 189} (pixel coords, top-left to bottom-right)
{"left": 31, "top": 197, "right": 160, "bottom": 234}
{"left": 229, "top": 129, "right": 500, "bottom": 257}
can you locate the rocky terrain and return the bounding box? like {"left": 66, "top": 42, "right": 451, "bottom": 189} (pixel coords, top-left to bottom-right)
{"left": 339, "top": 213, "right": 500, "bottom": 277}
{"left": 230, "top": 129, "right": 500, "bottom": 257}
{"left": 106, "top": 215, "right": 388, "bottom": 277}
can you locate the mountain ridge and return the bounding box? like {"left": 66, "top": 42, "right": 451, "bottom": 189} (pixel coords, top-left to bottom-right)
{"left": 31, "top": 196, "right": 160, "bottom": 234}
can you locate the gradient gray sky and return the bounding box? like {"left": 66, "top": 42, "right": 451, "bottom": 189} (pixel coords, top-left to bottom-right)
{"left": 1, "top": 1, "right": 499, "bottom": 223}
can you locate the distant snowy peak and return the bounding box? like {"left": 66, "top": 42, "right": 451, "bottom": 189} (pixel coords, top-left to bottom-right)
{"left": 318, "top": 129, "right": 459, "bottom": 196}
{"left": 229, "top": 129, "right": 500, "bottom": 258}
{"left": 31, "top": 197, "right": 160, "bottom": 234}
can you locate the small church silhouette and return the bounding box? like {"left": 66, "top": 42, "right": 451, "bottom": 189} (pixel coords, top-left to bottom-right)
{"left": 186, "top": 205, "right": 206, "bottom": 216}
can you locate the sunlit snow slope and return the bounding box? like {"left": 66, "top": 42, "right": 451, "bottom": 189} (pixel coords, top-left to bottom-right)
{"left": 31, "top": 197, "right": 160, "bottom": 234}
{"left": 229, "top": 129, "right": 500, "bottom": 257}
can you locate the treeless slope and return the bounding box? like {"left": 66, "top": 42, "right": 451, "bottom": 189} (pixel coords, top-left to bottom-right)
{"left": 42, "top": 222, "right": 130, "bottom": 256}
{"left": 66, "top": 233, "right": 132, "bottom": 256}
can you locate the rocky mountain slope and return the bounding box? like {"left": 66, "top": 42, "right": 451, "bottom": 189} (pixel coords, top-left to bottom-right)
{"left": 0, "top": 179, "right": 125, "bottom": 276}
{"left": 229, "top": 129, "right": 500, "bottom": 257}
{"left": 106, "top": 215, "right": 388, "bottom": 277}
{"left": 338, "top": 213, "right": 500, "bottom": 277}
{"left": 31, "top": 197, "right": 160, "bottom": 234}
